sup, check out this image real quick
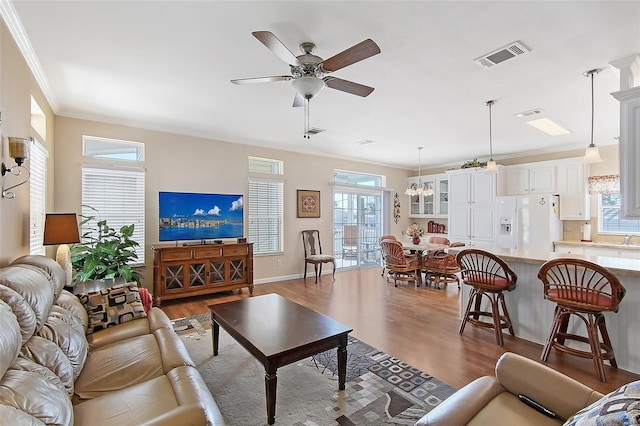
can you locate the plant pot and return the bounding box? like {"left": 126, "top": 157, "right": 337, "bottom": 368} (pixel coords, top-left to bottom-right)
{"left": 412, "top": 236, "right": 421, "bottom": 245}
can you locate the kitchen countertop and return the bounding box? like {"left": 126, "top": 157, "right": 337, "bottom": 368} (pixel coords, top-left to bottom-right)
{"left": 554, "top": 240, "right": 640, "bottom": 251}
{"left": 448, "top": 246, "right": 640, "bottom": 277}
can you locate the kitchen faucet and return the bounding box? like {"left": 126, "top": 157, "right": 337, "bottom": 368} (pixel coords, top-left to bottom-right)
{"left": 623, "top": 234, "right": 636, "bottom": 245}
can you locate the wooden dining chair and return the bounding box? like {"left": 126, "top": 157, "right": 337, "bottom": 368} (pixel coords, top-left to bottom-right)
{"left": 378, "top": 235, "right": 396, "bottom": 278}
{"left": 301, "top": 230, "right": 336, "bottom": 284}
{"left": 380, "top": 240, "right": 421, "bottom": 287}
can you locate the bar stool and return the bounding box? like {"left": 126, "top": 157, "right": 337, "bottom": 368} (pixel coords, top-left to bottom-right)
{"left": 456, "top": 249, "right": 517, "bottom": 346}
{"left": 538, "top": 258, "right": 626, "bottom": 382}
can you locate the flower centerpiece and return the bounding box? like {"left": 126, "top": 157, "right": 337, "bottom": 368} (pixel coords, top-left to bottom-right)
{"left": 406, "top": 223, "right": 425, "bottom": 244}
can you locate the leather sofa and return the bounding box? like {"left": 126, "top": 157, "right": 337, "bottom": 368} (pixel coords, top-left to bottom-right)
{"left": 0, "top": 255, "right": 225, "bottom": 425}
{"left": 415, "top": 352, "right": 604, "bottom": 426}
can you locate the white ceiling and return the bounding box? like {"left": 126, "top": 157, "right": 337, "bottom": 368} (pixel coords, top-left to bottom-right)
{"left": 7, "top": 1, "right": 640, "bottom": 170}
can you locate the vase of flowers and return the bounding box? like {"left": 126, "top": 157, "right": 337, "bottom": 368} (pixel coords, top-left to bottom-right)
{"left": 406, "top": 223, "right": 425, "bottom": 244}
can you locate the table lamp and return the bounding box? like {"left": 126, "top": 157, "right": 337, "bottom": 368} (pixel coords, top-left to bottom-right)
{"left": 43, "top": 213, "right": 81, "bottom": 287}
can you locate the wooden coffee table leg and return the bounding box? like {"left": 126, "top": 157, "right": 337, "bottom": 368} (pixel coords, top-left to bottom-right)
{"left": 265, "top": 368, "right": 277, "bottom": 425}
{"left": 337, "top": 335, "right": 348, "bottom": 390}
{"left": 212, "top": 319, "right": 220, "bottom": 356}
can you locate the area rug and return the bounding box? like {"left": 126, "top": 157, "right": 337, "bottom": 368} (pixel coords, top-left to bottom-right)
{"left": 177, "top": 315, "right": 455, "bottom": 426}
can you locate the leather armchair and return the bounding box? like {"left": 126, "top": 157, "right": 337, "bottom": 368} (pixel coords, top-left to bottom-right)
{"left": 415, "top": 352, "right": 603, "bottom": 426}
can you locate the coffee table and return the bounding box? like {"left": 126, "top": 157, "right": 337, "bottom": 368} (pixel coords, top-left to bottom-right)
{"left": 208, "top": 293, "right": 352, "bottom": 425}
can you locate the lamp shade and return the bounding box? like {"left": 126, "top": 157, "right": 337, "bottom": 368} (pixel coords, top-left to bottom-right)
{"left": 43, "top": 213, "right": 81, "bottom": 245}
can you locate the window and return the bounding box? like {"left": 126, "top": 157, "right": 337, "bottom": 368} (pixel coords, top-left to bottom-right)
{"left": 249, "top": 156, "right": 283, "bottom": 174}
{"left": 334, "top": 169, "right": 383, "bottom": 187}
{"left": 83, "top": 135, "right": 144, "bottom": 161}
{"left": 599, "top": 193, "right": 640, "bottom": 234}
{"left": 81, "top": 166, "right": 146, "bottom": 263}
{"left": 29, "top": 140, "right": 48, "bottom": 255}
{"left": 248, "top": 157, "right": 284, "bottom": 255}
{"left": 31, "top": 97, "right": 46, "bottom": 140}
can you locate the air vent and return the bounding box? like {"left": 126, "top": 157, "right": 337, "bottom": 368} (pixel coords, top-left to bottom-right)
{"left": 474, "top": 41, "right": 530, "bottom": 68}
{"left": 355, "top": 139, "right": 375, "bottom": 146}
{"left": 515, "top": 108, "right": 544, "bottom": 118}
{"left": 304, "top": 127, "right": 325, "bottom": 137}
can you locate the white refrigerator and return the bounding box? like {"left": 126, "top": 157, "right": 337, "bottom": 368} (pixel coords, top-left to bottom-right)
{"left": 495, "top": 194, "right": 563, "bottom": 252}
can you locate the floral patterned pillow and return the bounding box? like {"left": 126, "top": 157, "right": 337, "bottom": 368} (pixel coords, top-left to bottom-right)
{"left": 79, "top": 283, "right": 146, "bottom": 334}
{"left": 564, "top": 381, "right": 640, "bottom": 426}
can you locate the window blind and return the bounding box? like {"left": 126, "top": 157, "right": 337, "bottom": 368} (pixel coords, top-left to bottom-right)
{"left": 29, "top": 140, "right": 48, "bottom": 255}
{"left": 248, "top": 177, "right": 284, "bottom": 255}
{"left": 81, "top": 166, "right": 145, "bottom": 263}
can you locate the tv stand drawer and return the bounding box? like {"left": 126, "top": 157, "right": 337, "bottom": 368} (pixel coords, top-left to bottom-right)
{"left": 193, "top": 247, "right": 223, "bottom": 258}
{"left": 223, "top": 246, "right": 247, "bottom": 256}
{"left": 160, "top": 249, "right": 192, "bottom": 261}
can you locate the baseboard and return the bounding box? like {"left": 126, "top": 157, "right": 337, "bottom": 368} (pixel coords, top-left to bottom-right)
{"left": 253, "top": 270, "right": 335, "bottom": 285}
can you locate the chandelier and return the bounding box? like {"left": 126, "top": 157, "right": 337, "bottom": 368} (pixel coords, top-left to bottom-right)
{"left": 404, "top": 147, "right": 434, "bottom": 196}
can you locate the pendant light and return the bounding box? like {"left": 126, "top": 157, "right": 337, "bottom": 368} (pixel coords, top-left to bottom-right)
{"left": 485, "top": 100, "right": 498, "bottom": 173}
{"left": 583, "top": 68, "right": 604, "bottom": 163}
{"left": 405, "top": 147, "right": 433, "bottom": 196}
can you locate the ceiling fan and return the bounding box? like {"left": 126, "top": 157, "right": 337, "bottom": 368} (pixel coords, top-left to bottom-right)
{"left": 231, "top": 31, "right": 381, "bottom": 138}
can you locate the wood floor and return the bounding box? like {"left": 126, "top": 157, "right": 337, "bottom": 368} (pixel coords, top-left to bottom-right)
{"left": 159, "top": 266, "right": 639, "bottom": 395}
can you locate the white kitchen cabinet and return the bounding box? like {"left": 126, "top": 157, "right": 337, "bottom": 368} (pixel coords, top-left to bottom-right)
{"left": 504, "top": 164, "right": 556, "bottom": 195}
{"left": 611, "top": 55, "right": 640, "bottom": 218}
{"left": 556, "top": 160, "right": 590, "bottom": 220}
{"left": 447, "top": 168, "right": 496, "bottom": 246}
{"left": 407, "top": 174, "right": 448, "bottom": 218}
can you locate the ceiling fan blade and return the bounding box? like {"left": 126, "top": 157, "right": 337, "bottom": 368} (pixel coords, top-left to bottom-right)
{"left": 321, "top": 39, "right": 381, "bottom": 72}
{"left": 323, "top": 77, "right": 375, "bottom": 97}
{"left": 252, "top": 31, "right": 302, "bottom": 66}
{"left": 231, "top": 76, "right": 293, "bottom": 85}
{"left": 292, "top": 92, "right": 305, "bottom": 107}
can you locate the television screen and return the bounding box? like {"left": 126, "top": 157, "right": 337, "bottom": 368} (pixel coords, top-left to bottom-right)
{"left": 159, "top": 191, "right": 244, "bottom": 242}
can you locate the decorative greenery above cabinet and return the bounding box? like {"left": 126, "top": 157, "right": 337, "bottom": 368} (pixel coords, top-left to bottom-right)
{"left": 407, "top": 174, "right": 448, "bottom": 218}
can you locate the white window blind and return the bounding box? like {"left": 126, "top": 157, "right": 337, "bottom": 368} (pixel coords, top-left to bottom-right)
{"left": 248, "top": 177, "right": 284, "bottom": 255}
{"left": 29, "top": 140, "right": 48, "bottom": 255}
{"left": 81, "top": 166, "right": 145, "bottom": 263}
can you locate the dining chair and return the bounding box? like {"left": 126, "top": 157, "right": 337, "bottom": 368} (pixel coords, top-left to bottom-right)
{"left": 301, "top": 230, "right": 336, "bottom": 284}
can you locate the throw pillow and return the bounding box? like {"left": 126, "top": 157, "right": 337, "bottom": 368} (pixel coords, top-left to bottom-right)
{"left": 564, "top": 380, "right": 640, "bottom": 426}
{"left": 78, "top": 283, "right": 147, "bottom": 334}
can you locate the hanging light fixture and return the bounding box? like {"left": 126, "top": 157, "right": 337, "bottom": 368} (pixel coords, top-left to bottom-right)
{"left": 405, "top": 147, "right": 434, "bottom": 196}
{"left": 583, "top": 68, "right": 604, "bottom": 163}
{"left": 485, "top": 100, "right": 498, "bottom": 173}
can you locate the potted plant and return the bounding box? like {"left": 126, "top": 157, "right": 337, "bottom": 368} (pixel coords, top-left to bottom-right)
{"left": 71, "top": 207, "right": 143, "bottom": 284}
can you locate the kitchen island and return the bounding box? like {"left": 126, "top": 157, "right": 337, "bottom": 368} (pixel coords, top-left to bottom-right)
{"left": 451, "top": 247, "right": 640, "bottom": 375}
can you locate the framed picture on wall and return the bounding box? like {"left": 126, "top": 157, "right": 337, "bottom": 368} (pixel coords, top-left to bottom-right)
{"left": 297, "top": 190, "right": 321, "bottom": 218}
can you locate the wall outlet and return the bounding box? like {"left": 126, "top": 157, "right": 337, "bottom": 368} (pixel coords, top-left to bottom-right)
{"left": 276, "top": 259, "right": 282, "bottom": 267}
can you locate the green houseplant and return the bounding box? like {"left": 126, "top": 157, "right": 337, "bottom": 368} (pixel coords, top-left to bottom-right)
{"left": 71, "top": 207, "right": 143, "bottom": 284}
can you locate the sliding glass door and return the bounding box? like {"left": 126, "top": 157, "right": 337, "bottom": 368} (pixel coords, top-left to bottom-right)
{"left": 333, "top": 190, "right": 383, "bottom": 269}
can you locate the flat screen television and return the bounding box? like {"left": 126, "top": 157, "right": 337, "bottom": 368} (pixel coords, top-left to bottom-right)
{"left": 159, "top": 191, "right": 244, "bottom": 242}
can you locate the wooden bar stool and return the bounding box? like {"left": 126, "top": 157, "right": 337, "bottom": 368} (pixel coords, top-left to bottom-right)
{"left": 456, "top": 249, "right": 517, "bottom": 346}
{"left": 537, "top": 258, "right": 626, "bottom": 382}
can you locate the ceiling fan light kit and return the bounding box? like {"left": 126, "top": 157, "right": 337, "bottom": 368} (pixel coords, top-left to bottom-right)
{"left": 232, "top": 31, "right": 380, "bottom": 138}
{"left": 485, "top": 100, "right": 498, "bottom": 173}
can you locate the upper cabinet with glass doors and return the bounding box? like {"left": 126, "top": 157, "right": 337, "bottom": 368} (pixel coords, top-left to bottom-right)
{"left": 407, "top": 174, "right": 448, "bottom": 218}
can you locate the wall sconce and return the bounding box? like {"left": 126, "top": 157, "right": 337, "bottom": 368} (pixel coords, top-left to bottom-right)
{"left": 1, "top": 136, "right": 32, "bottom": 198}
{"left": 43, "top": 213, "right": 81, "bottom": 287}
